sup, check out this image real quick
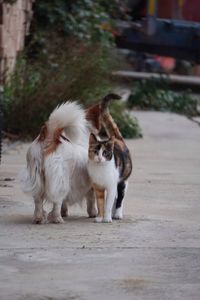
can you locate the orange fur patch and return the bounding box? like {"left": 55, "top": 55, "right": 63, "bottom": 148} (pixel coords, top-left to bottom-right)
{"left": 38, "top": 124, "right": 48, "bottom": 142}
{"left": 93, "top": 184, "right": 105, "bottom": 218}
{"left": 44, "top": 128, "right": 64, "bottom": 156}
{"left": 86, "top": 104, "right": 101, "bottom": 131}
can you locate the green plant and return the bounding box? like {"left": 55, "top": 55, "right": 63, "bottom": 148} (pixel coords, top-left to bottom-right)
{"left": 2, "top": 42, "right": 114, "bottom": 137}
{"left": 110, "top": 101, "right": 142, "bottom": 139}
{"left": 127, "top": 79, "right": 199, "bottom": 117}
{"left": 3, "top": 40, "right": 141, "bottom": 139}
{"left": 2, "top": 1, "right": 141, "bottom": 139}
{"left": 30, "top": 0, "right": 116, "bottom": 49}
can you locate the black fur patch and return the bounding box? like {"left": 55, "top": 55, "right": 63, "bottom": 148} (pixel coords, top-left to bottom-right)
{"left": 113, "top": 143, "right": 132, "bottom": 180}
{"left": 116, "top": 181, "right": 126, "bottom": 209}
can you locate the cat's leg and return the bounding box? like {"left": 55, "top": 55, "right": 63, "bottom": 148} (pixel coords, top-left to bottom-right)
{"left": 94, "top": 187, "right": 105, "bottom": 223}
{"left": 48, "top": 202, "right": 64, "bottom": 224}
{"left": 33, "top": 196, "right": 47, "bottom": 224}
{"left": 61, "top": 199, "right": 68, "bottom": 218}
{"left": 113, "top": 181, "right": 128, "bottom": 220}
{"left": 86, "top": 189, "right": 98, "bottom": 218}
{"left": 103, "top": 187, "right": 117, "bottom": 223}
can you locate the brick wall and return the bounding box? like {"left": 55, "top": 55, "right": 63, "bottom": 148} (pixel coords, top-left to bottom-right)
{"left": 0, "top": 0, "right": 34, "bottom": 82}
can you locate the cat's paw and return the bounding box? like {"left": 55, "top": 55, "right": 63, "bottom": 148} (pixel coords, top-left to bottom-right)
{"left": 95, "top": 217, "right": 103, "bottom": 223}
{"left": 103, "top": 216, "right": 112, "bottom": 223}
{"left": 113, "top": 212, "right": 123, "bottom": 220}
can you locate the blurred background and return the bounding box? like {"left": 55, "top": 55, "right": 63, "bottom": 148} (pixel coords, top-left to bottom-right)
{"left": 0, "top": 0, "right": 200, "bottom": 149}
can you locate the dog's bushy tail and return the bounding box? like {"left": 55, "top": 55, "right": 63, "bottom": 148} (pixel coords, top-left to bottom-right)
{"left": 47, "top": 101, "right": 86, "bottom": 143}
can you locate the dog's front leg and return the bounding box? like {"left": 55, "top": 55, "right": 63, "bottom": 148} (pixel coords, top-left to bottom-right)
{"left": 48, "top": 202, "right": 64, "bottom": 224}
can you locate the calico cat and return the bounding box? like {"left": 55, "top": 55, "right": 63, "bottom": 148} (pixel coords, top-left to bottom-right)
{"left": 88, "top": 108, "right": 132, "bottom": 223}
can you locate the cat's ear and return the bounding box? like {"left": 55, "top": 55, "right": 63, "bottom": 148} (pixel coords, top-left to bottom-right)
{"left": 107, "top": 136, "right": 115, "bottom": 149}
{"left": 89, "top": 133, "right": 98, "bottom": 144}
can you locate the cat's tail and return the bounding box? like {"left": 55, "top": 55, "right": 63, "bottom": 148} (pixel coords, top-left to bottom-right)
{"left": 102, "top": 111, "right": 123, "bottom": 141}
{"left": 100, "top": 93, "right": 121, "bottom": 113}
{"left": 101, "top": 94, "right": 123, "bottom": 140}
{"left": 86, "top": 93, "right": 121, "bottom": 133}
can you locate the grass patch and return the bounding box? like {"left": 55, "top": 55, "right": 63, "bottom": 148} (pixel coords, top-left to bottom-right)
{"left": 127, "top": 79, "right": 199, "bottom": 117}
{"left": 110, "top": 101, "right": 142, "bottom": 139}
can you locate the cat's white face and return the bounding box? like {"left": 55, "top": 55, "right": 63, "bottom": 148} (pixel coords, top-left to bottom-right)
{"left": 88, "top": 133, "right": 114, "bottom": 164}
{"left": 93, "top": 147, "right": 109, "bottom": 163}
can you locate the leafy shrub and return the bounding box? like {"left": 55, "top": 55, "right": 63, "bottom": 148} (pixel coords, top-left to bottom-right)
{"left": 2, "top": 41, "right": 113, "bottom": 137}
{"left": 109, "top": 101, "right": 142, "bottom": 139}
{"left": 2, "top": 39, "right": 141, "bottom": 139}
{"left": 127, "top": 79, "right": 199, "bottom": 117}
{"left": 2, "top": 1, "right": 141, "bottom": 139}
{"left": 29, "top": 0, "right": 117, "bottom": 51}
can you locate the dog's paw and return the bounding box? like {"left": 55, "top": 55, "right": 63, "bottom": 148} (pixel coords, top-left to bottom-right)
{"left": 48, "top": 212, "right": 64, "bottom": 224}
{"left": 33, "top": 211, "right": 47, "bottom": 224}
{"left": 88, "top": 208, "right": 98, "bottom": 218}
{"left": 33, "top": 217, "right": 43, "bottom": 224}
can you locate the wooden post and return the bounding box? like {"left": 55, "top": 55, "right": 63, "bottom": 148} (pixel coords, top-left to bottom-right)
{"left": 0, "top": 0, "right": 35, "bottom": 83}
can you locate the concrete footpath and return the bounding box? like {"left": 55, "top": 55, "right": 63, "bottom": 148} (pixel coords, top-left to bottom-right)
{"left": 0, "top": 111, "right": 200, "bottom": 300}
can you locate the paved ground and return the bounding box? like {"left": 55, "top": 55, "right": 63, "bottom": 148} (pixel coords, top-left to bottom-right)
{"left": 0, "top": 111, "right": 200, "bottom": 300}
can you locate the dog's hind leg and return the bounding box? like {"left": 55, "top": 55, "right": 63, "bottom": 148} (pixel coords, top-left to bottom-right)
{"left": 21, "top": 139, "right": 47, "bottom": 224}
{"left": 33, "top": 196, "right": 47, "bottom": 224}
{"left": 44, "top": 160, "right": 68, "bottom": 224}
{"left": 48, "top": 202, "right": 64, "bottom": 224}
